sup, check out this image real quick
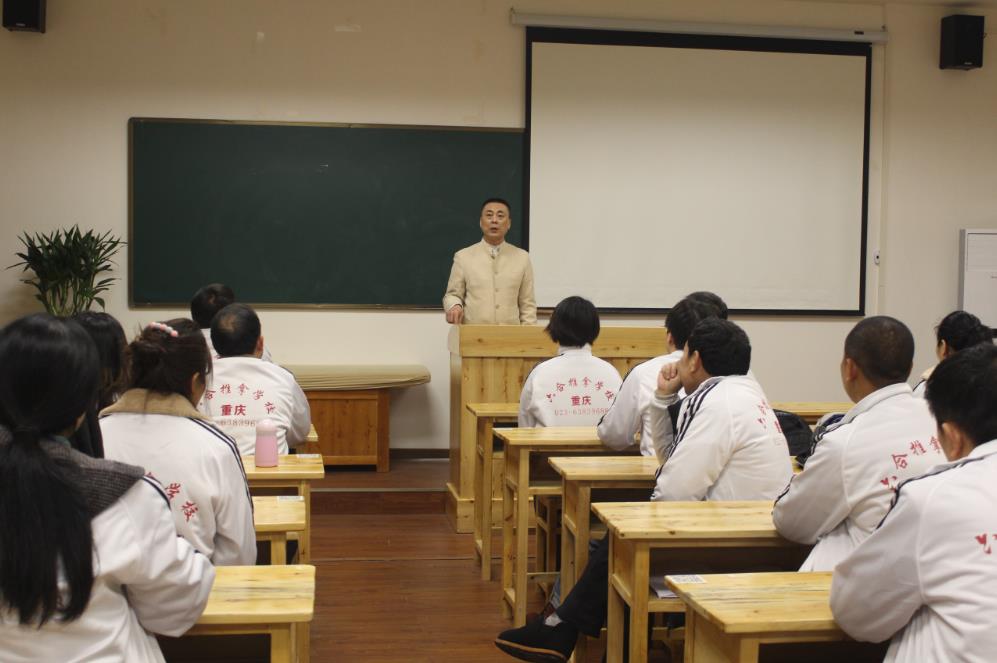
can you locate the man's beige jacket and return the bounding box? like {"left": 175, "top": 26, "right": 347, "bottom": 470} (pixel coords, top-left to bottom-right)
{"left": 442, "top": 240, "right": 536, "bottom": 325}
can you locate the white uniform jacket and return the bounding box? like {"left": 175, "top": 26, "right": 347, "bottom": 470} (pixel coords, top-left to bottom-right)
{"left": 773, "top": 383, "right": 941, "bottom": 571}
{"left": 201, "top": 356, "right": 311, "bottom": 456}
{"left": 201, "top": 328, "right": 273, "bottom": 363}
{"left": 101, "top": 390, "right": 256, "bottom": 566}
{"left": 0, "top": 478, "right": 215, "bottom": 663}
{"left": 597, "top": 350, "right": 684, "bottom": 459}
{"left": 442, "top": 240, "right": 537, "bottom": 325}
{"left": 519, "top": 345, "right": 623, "bottom": 428}
{"left": 649, "top": 375, "right": 792, "bottom": 501}
{"left": 831, "top": 440, "right": 997, "bottom": 663}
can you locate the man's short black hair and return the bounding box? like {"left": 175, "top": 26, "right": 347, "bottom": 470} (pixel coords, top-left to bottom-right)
{"left": 687, "top": 318, "right": 751, "bottom": 376}
{"left": 481, "top": 197, "right": 511, "bottom": 216}
{"left": 685, "top": 291, "right": 729, "bottom": 320}
{"left": 545, "top": 296, "right": 600, "bottom": 347}
{"left": 211, "top": 303, "right": 261, "bottom": 358}
{"left": 936, "top": 310, "right": 993, "bottom": 352}
{"left": 666, "top": 297, "right": 721, "bottom": 349}
{"left": 844, "top": 316, "right": 914, "bottom": 388}
{"left": 190, "top": 283, "right": 235, "bottom": 329}
{"left": 926, "top": 343, "right": 997, "bottom": 447}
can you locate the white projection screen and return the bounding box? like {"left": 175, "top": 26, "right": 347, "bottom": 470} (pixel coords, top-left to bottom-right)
{"left": 526, "top": 30, "right": 871, "bottom": 313}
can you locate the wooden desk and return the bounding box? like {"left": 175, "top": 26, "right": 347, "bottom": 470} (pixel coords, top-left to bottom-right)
{"left": 253, "top": 496, "right": 306, "bottom": 565}
{"left": 666, "top": 572, "right": 883, "bottom": 663}
{"left": 305, "top": 425, "right": 318, "bottom": 445}
{"left": 187, "top": 564, "right": 315, "bottom": 663}
{"left": 496, "top": 426, "right": 619, "bottom": 625}
{"left": 243, "top": 454, "right": 325, "bottom": 564}
{"left": 770, "top": 402, "right": 851, "bottom": 425}
{"left": 551, "top": 456, "right": 659, "bottom": 662}
{"left": 469, "top": 402, "right": 519, "bottom": 580}
{"left": 593, "top": 501, "right": 809, "bottom": 663}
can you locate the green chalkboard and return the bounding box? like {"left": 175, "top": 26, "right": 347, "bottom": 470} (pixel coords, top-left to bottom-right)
{"left": 129, "top": 118, "right": 523, "bottom": 307}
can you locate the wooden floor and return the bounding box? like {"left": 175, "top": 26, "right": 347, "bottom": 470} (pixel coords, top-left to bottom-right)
{"left": 167, "top": 459, "right": 626, "bottom": 663}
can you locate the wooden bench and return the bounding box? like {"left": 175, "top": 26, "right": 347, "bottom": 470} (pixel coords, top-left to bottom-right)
{"left": 666, "top": 571, "right": 886, "bottom": 663}
{"left": 253, "top": 495, "right": 306, "bottom": 565}
{"left": 593, "top": 501, "right": 810, "bottom": 663}
{"left": 187, "top": 564, "right": 315, "bottom": 663}
{"left": 286, "top": 363, "right": 431, "bottom": 471}
{"left": 469, "top": 401, "right": 519, "bottom": 580}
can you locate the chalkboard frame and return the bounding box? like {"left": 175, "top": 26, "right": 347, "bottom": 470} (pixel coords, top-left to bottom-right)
{"left": 128, "top": 117, "right": 525, "bottom": 309}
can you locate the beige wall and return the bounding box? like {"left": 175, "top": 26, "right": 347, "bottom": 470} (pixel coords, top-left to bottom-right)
{"left": 1, "top": 1, "right": 994, "bottom": 448}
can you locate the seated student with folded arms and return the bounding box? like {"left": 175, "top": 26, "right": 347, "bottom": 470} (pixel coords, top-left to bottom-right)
{"left": 190, "top": 282, "right": 273, "bottom": 361}
{"left": 773, "top": 316, "right": 941, "bottom": 570}
{"left": 101, "top": 319, "right": 256, "bottom": 566}
{"left": 831, "top": 343, "right": 997, "bottom": 662}
{"left": 495, "top": 319, "right": 792, "bottom": 663}
{"left": 597, "top": 292, "right": 726, "bottom": 461}
{"left": 202, "top": 303, "right": 311, "bottom": 456}
{"left": 519, "top": 296, "right": 621, "bottom": 427}
{"left": 0, "top": 314, "right": 213, "bottom": 663}
{"left": 912, "top": 309, "right": 992, "bottom": 396}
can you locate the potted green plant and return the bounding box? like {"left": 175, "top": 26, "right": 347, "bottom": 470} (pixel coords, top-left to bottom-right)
{"left": 10, "top": 225, "right": 124, "bottom": 316}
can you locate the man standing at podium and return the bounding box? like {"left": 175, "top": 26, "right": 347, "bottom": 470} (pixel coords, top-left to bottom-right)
{"left": 443, "top": 198, "right": 537, "bottom": 325}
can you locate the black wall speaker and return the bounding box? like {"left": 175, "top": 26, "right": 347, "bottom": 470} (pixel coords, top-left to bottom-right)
{"left": 940, "top": 15, "right": 984, "bottom": 70}
{"left": 2, "top": 0, "right": 46, "bottom": 33}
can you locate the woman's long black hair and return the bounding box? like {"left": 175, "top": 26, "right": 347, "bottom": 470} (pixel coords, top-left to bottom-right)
{"left": 0, "top": 313, "right": 100, "bottom": 624}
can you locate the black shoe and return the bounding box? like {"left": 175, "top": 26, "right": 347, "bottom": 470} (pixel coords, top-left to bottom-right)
{"left": 494, "top": 619, "right": 578, "bottom": 663}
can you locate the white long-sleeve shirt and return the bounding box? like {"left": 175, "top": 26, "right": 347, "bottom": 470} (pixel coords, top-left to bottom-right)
{"left": 649, "top": 375, "right": 792, "bottom": 501}
{"left": 101, "top": 390, "right": 256, "bottom": 566}
{"left": 831, "top": 440, "right": 997, "bottom": 663}
{"left": 773, "top": 383, "right": 941, "bottom": 571}
{"left": 201, "top": 356, "right": 311, "bottom": 456}
{"left": 0, "top": 478, "right": 215, "bottom": 663}
{"left": 597, "top": 350, "right": 684, "bottom": 458}
{"left": 519, "top": 345, "right": 622, "bottom": 427}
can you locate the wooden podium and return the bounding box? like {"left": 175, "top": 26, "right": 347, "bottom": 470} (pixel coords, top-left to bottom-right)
{"left": 446, "top": 325, "right": 666, "bottom": 532}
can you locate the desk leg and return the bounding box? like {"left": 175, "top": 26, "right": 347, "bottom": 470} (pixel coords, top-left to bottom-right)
{"left": 514, "top": 450, "right": 530, "bottom": 626}
{"left": 628, "top": 544, "right": 650, "bottom": 663}
{"left": 501, "top": 447, "right": 517, "bottom": 619}
{"left": 271, "top": 533, "right": 287, "bottom": 565}
{"left": 271, "top": 624, "right": 293, "bottom": 663}
{"left": 686, "top": 609, "right": 756, "bottom": 663}
{"left": 606, "top": 533, "right": 625, "bottom": 663}
{"left": 567, "top": 484, "right": 591, "bottom": 663}
{"left": 475, "top": 418, "right": 495, "bottom": 580}
{"left": 295, "top": 622, "right": 311, "bottom": 663}
{"left": 299, "top": 481, "right": 311, "bottom": 563}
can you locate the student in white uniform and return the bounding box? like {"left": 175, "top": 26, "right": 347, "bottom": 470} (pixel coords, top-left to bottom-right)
{"left": 519, "top": 296, "right": 621, "bottom": 428}
{"left": 773, "top": 317, "right": 941, "bottom": 570}
{"left": 202, "top": 304, "right": 311, "bottom": 456}
{"left": 190, "top": 282, "right": 273, "bottom": 362}
{"left": 832, "top": 343, "right": 997, "bottom": 663}
{"left": 912, "top": 309, "right": 991, "bottom": 396}
{"left": 597, "top": 291, "right": 727, "bottom": 461}
{"left": 495, "top": 319, "right": 792, "bottom": 663}
{"left": 0, "top": 314, "right": 213, "bottom": 663}
{"left": 101, "top": 318, "right": 256, "bottom": 566}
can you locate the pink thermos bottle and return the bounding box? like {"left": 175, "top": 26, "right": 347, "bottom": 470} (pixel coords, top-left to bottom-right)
{"left": 255, "top": 418, "right": 279, "bottom": 467}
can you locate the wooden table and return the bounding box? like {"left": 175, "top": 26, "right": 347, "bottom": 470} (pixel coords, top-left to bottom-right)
{"left": 770, "top": 402, "right": 851, "bottom": 425}
{"left": 243, "top": 454, "right": 325, "bottom": 564}
{"left": 666, "top": 572, "right": 882, "bottom": 663}
{"left": 496, "top": 426, "right": 619, "bottom": 625}
{"left": 593, "top": 501, "right": 809, "bottom": 663}
{"left": 550, "top": 456, "right": 659, "bottom": 662}
{"left": 469, "top": 402, "right": 519, "bottom": 580}
{"left": 253, "top": 496, "right": 306, "bottom": 565}
{"left": 187, "top": 564, "right": 315, "bottom": 663}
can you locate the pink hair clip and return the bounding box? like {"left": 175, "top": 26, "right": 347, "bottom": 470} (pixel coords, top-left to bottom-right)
{"left": 147, "top": 321, "right": 179, "bottom": 338}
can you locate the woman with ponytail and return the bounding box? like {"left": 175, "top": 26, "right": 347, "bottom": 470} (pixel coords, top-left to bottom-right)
{"left": 101, "top": 318, "right": 256, "bottom": 565}
{"left": 0, "top": 313, "right": 213, "bottom": 662}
